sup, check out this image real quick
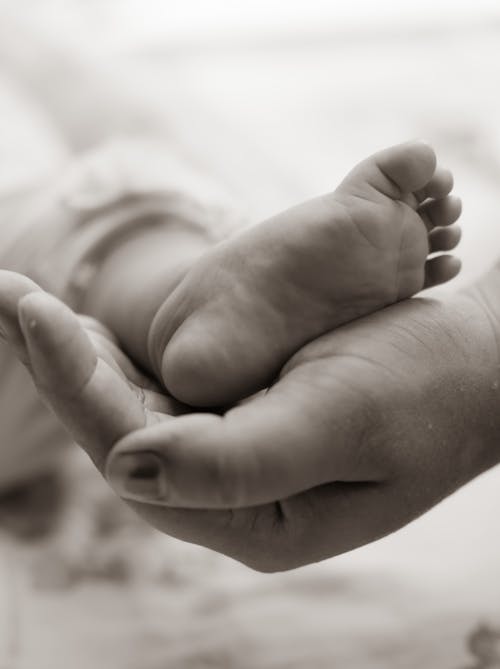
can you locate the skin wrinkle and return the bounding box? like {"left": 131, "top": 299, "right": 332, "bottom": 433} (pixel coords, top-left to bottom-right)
{"left": 210, "top": 443, "right": 248, "bottom": 509}
{"left": 88, "top": 329, "right": 161, "bottom": 392}
{"left": 417, "top": 203, "right": 432, "bottom": 230}
{"left": 334, "top": 197, "right": 386, "bottom": 251}
{"left": 334, "top": 193, "right": 417, "bottom": 306}
{"left": 274, "top": 499, "right": 318, "bottom": 569}
{"left": 393, "top": 206, "right": 410, "bottom": 302}
{"left": 291, "top": 351, "right": 398, "bottom": 384}
{"left": 388, "top": 322, "right": 436, "bottom": 357}
{"left": 374, "top": 160, "right": 405, "bottom": 199}
{"left": 367, "top": 180, "right": 418, "bottom": 209}
{"left": 132, "top": 384, "right": 146, "bottom": 407}
{"left": 388, "top": 303, "right": 472, "bottom": 362}
{"left": 217, "top": 506, "right": 288, "bottom": 572}
{"left": 169, "top": 414, "right": 256, "bottom": 508}
{"left": 89, "top": 328, "right": 179, "bottom": 416}
{"left": 48, "top": 351, "right": 98, "bottom": 405}
{"left": 283, "top": 363, "right": 387, "bottom": 481}
{"left": 273, "top": 500, "right": 286, "bottom": 527}
{"left": 87, "top": 332, "right": 130, "bottom": 375}
{"left": 280, "top": 361, "right": 377, "bottom": 426}
{"left": 280, "top": 482, "right": 387, "bottom": 569}
{"left": 474, "top": 286, "right": 500, "bottom": 366}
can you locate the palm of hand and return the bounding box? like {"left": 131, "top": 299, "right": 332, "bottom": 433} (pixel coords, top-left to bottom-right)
{"left": 95, "top": 294, "right": 495, "bottom": 569}
{"left": 0, "top": 270, "right": 495, "bottom": 571}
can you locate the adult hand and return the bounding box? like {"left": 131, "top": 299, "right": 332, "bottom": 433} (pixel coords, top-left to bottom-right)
{"left": 1, "top": 270, "right": 498, "bottom": 571}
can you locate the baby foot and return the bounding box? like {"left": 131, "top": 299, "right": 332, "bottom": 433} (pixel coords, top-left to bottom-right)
{"left": 148, "top": 140, "right": 462, "bottom": 406}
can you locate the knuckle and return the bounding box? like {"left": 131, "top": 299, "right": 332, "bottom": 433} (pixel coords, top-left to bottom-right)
{"left": 210, "top": 452, "right": 245, "bottom": 507}
{"left": 209, "top": 442, "right": 260, "bottom": 508}
{"left": 223, "top": 505, "right": 296, "bottom": 572}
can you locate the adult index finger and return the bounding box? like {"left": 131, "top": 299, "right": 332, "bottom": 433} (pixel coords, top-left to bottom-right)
{"left": 18, "top": 291, "right": 148, "bottom": 470}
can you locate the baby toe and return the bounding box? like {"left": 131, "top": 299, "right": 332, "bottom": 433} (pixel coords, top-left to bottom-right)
{"left": 429, "top": 225, "right": 462, "bottom": 254}
{"left": 415, "top": 166, "right": 454, "bottom": 202}
{"left": 419, "top": 194, "right": 462, "bottom": 231}
{"left": 369, "top": 140, "right": 437, "bottom": 196}
{"left": 424, "top": 255, "right": 461, "bottom": 289}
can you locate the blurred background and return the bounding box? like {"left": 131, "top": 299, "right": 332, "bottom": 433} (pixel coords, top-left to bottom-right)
{"left": 1, "top": 1, "right": 500, "bottom": 667}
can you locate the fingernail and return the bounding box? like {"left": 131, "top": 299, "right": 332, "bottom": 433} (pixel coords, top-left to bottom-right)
{"left": 106, "top": 452, "right": 167, "bottom": 502}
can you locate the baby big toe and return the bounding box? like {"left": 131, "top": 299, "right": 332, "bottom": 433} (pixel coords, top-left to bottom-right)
{"left": 368, "top": 140, "right": 437, "bottom": 196}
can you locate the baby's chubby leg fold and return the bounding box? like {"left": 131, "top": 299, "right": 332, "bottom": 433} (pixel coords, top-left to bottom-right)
{"left": 149, "top": 141, "right": 462, "bottom": 407}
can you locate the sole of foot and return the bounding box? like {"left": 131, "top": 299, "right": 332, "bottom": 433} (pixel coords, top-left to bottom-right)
{"left": 149, "top": 140, "right": 462, "bottom": 407}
